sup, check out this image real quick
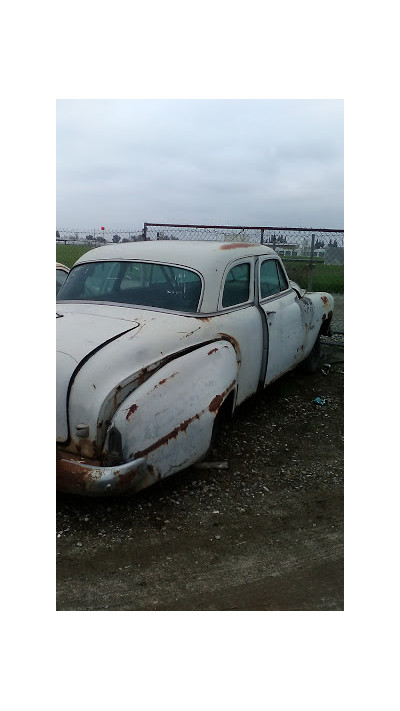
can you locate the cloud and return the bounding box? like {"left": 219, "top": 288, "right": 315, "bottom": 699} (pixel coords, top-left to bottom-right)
{"left": 57, "top": 99, "right": 343, "bottom": 230}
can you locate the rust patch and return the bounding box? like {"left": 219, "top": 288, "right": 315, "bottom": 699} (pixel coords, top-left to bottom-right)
{"left": 198, "top": 317, "right": 211, "bottom": 322}
{"left": 208, "top": 347, "right": 218, "bottom": 356}
{"left": 218, "top": 333, "right": 242, "bottom": 363}
{"left": 183, "top": 326, "right": 201, "bottom": 338}
{"left": 220, "top": 243, "right": 255, "bottom": 250}
{"left": 134, "top": 415, "right": 198, "bottom": 458}
{"left": 126, "top": 403, "right": 138, "bottom": 421}
{"left": 209, "top": 379, "right": 236, "bottom": 413}
{"left": 153, "top": 372, "right": 178, "bottom": 390}
{"left": 321, "top": 296, "right": 329, "bottom": 306}
{"left": 56, "top": 454, "right": 102, "bottom": 494}
{"left": 161, "top": 372, "right": 177, "bottom": 384}
{"left": 116, "top": 466, "right": 143, "bottom": 488}
{"left": 209, "top": 393, "right": 224, "bottom": 413}
{"left": 133, "top": 382, "right": 235, "bottom": 459}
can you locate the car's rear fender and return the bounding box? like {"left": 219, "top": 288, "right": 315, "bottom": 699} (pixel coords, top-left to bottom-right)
{"left": 104, "top": 341, "right": 238, "bottom": 482}
{"left": 300, "top": 292, "right": 334, "bottom": 355}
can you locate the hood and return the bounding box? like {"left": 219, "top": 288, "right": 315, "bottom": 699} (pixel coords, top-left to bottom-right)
{"left": 56, "top": 310, "right": 140, "bottom": 443}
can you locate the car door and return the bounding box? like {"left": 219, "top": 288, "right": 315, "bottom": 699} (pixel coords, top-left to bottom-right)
{"left": 258, "top": 257, "right": 305, "bottom": 385}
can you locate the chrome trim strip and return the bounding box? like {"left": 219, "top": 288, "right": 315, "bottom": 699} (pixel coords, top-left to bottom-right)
{"left": 56, "top": 300, "right": 256, "bottom": 318}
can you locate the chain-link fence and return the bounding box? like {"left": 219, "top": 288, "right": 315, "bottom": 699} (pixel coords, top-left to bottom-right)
{"left": 56, "top": 228, "right": 146, "bottom": 269}
{"left": 143, "top": 223, "right": 344, "bottom": 295}
{"left": 56, "top": 223, "right": 344, "bottom": 294}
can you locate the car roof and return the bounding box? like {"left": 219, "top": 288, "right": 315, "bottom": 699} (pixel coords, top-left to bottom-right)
{"left": 73, "top": 241, "right": 281, "bottom": 313}
{"left": 76, "top": 240, "right": 277, "bottom": 271}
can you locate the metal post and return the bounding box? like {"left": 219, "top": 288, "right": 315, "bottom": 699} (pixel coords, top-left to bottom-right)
{"left": 260, "top": 228, "right": 264, "bottom": 245}
{"left": 143, "top": 223, "right": 148, "bottom": 241}
{"left": 307, "top": 233, "right": 315, "bottom": 291}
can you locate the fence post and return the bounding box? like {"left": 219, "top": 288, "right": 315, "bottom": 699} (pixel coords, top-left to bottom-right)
{"left": 143, "top": 223, "right": 148, "bottom": 241}
{"left": 260, "top": 228, "right": 264, "bottom": 245}
{"left": 307, "top": 233, "right": 315, "bottom": 291}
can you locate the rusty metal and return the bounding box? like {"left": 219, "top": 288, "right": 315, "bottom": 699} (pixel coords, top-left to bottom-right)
{"left": 56, "top": 451, "right": 148, "bottom": 495}
{"left": 125, "top": 403, "right": 138, "bottom": 421}
{"left": 209, "top": 381, "right": 236, "bottom": 413}
{"left": 220, "top": 243, "right": 255, "bottom": 250}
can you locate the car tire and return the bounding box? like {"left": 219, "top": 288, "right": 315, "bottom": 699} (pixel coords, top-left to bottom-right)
{"left": 299, "top": 335, "right": 321, "bottom": 374}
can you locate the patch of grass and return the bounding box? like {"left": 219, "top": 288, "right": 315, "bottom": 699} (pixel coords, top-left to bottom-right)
{"left": 283, "top": 259, "right": 344, "bottom": 294}
{"left": 56, "top": 244, "right": 96, "bottom": 268}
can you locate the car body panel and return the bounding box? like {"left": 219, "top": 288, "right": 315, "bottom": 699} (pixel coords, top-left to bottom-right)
{"left": 56, "top": 241, "right": 334, "bottom": 495}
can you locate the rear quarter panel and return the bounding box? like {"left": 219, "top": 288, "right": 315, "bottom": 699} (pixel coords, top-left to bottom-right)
{"left": 301, "top": 292, "right": 334, "bottom": 357}
{"left": 107, "top": 341, "right": 238, "bottom": 482}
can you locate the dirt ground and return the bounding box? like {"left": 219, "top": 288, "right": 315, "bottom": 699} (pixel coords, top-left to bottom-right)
{"left": 56, "top": 302, "right": 344, "bottom": 611}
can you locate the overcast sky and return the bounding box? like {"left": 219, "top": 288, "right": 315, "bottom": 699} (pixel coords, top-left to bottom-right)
{"left": 56, "top": 99, "right": 343, "bottom": 231}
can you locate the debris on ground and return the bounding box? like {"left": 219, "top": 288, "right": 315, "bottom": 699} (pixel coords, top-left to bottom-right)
{"left": 194, "top": 461, "right": 229, "bottom": 470}
{"left": 314, "top": 397, "right": 326, "bottom": 406}
{"left": 321, "top": 364, "right": 332, "bottom": 376}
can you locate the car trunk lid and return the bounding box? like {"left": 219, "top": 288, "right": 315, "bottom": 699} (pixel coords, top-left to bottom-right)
{"left": 56, "top": 311, "right": 139, "bottom": 442}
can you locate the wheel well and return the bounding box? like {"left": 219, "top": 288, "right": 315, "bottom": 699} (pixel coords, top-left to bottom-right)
{"left": 216, "top": 389, "right": 235, "bottom": 425}
{"left": 320, "top": 310, "right": 333, "bottom": 336}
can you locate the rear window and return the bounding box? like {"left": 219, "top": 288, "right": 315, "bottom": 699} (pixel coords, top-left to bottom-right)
{"left": 221, "top": 263, "right": 250, "bottom": 308}
{"left": 57, "top": 261, "right": 202, "bottom": 313}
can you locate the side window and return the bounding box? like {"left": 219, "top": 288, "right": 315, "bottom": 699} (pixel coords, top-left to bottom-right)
{"left": 222, "top": 263, "right": 250, "bottom": 308}
{"left": 260, "top": 260, "right": 281, "bottom": 298}
{"left": 276, "top": 261, "right": 289, "bottom": 291}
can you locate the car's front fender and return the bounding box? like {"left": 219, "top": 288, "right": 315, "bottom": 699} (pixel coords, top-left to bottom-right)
{"left": 104, "top": 341, "right": 238, "bottom": 482}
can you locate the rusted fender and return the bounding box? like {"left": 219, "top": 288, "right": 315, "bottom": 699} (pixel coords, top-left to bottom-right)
{"left": 299, "top": 291, "right": 335, "bottom": 355}
{"left": 106, "top": 340, "right": 238, "bottom": 483}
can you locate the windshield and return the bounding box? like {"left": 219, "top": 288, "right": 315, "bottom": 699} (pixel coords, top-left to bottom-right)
{"left": 57, "top": 260, "right": 203, "bottom": 313}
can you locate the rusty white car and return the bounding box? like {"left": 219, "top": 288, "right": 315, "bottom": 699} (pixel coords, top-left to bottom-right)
{"left": 56, "top": 263, "right": 69, "bottom": 296}
{"left": 56, "top": 241, "right": 334, "bottom": 496}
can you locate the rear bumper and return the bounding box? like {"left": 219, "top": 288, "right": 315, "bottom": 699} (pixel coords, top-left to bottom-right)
{"left": 56, "top": 451, "right": 148, "bottom": 496}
